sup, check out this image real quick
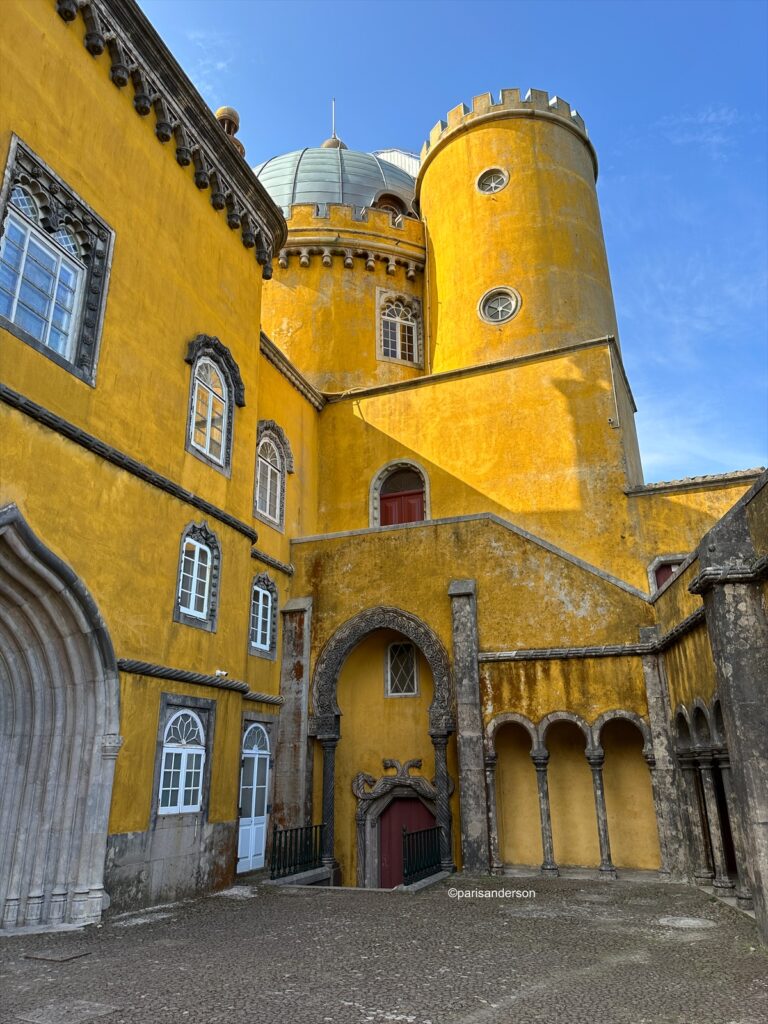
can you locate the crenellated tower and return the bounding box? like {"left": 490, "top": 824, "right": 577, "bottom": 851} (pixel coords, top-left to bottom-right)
{"left": 417, "top": 89, "right": 619, "bottom": 373}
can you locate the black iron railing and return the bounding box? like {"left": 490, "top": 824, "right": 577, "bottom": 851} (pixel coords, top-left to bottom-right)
{"left": 402, "top": 824, "right": 442, "bottom": 885}
{"left": 270, "top": 823, "right": 325, "bottom": 880}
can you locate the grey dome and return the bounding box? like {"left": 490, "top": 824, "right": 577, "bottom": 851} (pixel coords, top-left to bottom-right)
{"left": 253, "top": 148, "right": 416, "bottom": 216}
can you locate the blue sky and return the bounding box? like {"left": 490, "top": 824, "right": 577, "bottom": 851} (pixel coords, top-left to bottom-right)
{"left": 140, "top": 0, "right": 768, "bottom": 482}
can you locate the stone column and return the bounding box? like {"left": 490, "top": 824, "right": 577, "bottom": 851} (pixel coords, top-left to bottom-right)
{"left": 697, "top": 754, "right": 735, "bottom": 892}
{"left": 639, "top": 629, "right": 691, "bottom": 879}
{"left": 431, "top": 733, "right": 454, "bottom": 871}
{"left": 272, "top": 598, "right": 313, "bottom": 829}
{"left": 691, "top": 493, "right": 768, "bottom": 939}
{"left": 319, "top": 735, "right": 338, "bottom": 866}
{"left": 448, "top": 580, "right": 490, "bottom": 871}
{"left": 717, "top": 752, "right": 754, "bottom": 909}
{"left": 677, "top": 756, "right": 714, "bottom": 884}
{"left": 587, "top": 748, "right": 616, "bottom": 879}
{"left": 531, "top": 751, "right": 559, "bottom": 876}
{"left": 484, "top": 754, "right": 503, "bottom": 875}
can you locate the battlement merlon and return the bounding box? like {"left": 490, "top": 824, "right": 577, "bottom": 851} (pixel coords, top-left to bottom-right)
{"left": 416, "top": 89, "right": 597, "bottom": 187}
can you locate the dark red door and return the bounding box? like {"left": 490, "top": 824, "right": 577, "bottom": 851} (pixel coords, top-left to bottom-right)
{"left": 380, "top": 489, "right": 425, "bottom": 526}
{"left": 379, "top": 798, "right": 435, "bottom": 888}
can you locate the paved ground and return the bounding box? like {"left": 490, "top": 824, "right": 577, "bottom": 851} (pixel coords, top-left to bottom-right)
{"left": 0, "top": 875, "right": 766, "bottom": 1024}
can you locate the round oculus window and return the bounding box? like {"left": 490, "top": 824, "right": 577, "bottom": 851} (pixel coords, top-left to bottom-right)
{"left": 477, "top": 168, "right": 508, "bottom": 194}
{"left": 479, "top": 288, "right": 520, "bottom": 324}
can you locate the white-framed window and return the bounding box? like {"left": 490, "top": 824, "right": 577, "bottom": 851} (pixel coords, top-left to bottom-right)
{"left": 174, "top": 522, "right": 220, "bottom": 632}
{"left": 158, "top": 710, "right": 206, "bottom": 814}
{"left": 190, "top": 357, "right": 228, "bottom": 465}
{"left": 178, "top": 537, "right": 211, "bottom": 619}
{"left": 0, "top": 186, "right": 84, "bottom": 360}
{"left": 250, "top": 584, "right": 272, "bottom": 650}
{"left": 256, "top": 438, "right": 281, "bottom": 523}
{"left": 382, "top": 300, "right": 417, "bottom": 362}
{"left": 478, "top": 286, "right": 521, "bottom": 324}
{"left": 386, "top": 642, "right": 418, "bottom": 697}
{"left": 476, "top": 168, "right": 509, "bottom": 194}
{"left": 249, "top": 573, "right": 277, "bottom": 659}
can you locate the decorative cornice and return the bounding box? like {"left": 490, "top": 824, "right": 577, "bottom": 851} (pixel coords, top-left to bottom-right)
{"left": 689, "top": 556, "right": 768, "bottom": 595}
{"left": 277, "top": 243, "right": 422, "bottom": 280}
{"left": 118, "top": 658, "right": 249, "bottom": 692}
{"left": 259, "top": 332, "right": 325, "bottom": 411}
{"left": 185, "top": 334, "right": 246, "bottom": 407}
{"left": 243, "top": 691, "right": 283, "bottom": 705}
{"left": 0, "top": 383, "right": 258, "bottom": 541}
{"left": 655, "top": 607, "right": 706, "bottom": 650}
{"left": 55, "top": 0, "right": 286, "bottom": 274}
{"left": 626, "top": 467, "right": 765, "bottom": 497}
{"left": 251, "top": 546, "right": 294, "bottom": 576}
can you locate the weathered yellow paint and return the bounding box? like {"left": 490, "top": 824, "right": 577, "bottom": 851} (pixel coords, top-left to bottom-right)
{"left": 602, "top": 719, "right": 660, "bottom": 870}
{"left": 664, "top": 624, "right": 719, "bottom": 714}
{"left": 547, "top": 721, "right": 600, "bottom": 867}
{"left": 495, "top": 725, "right": 541, "bottom": 866}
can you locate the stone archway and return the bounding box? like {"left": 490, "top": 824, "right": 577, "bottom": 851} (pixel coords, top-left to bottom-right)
{"left": 0, "top": 505, "right": 121, "bottom": 930}
{"left": 311, "top": 607, "right": 454, "bottom": 872}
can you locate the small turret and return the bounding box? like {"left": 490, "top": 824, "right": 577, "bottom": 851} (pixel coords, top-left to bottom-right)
{"left": 215, "top": 105, "right": 245, "bottom": 158}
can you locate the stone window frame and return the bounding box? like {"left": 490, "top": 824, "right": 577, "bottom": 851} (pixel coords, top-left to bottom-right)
{"left": 376, "top": 288, "right": 423, "bottom": 369}
{"left": 172, "top": 521, "right": 221, "bottom": 633}
{"left": 253, "top": 421, "right": 294, "bottom": 533}
{"left": 150, "top": 693, "right": 216, "bottom": 828}
{"left": 648, "top": 553, "right": 689, "bottom": 594}
{"left": 369, "top": 459, "right": 431, "bottom": 527}
{"left": 476, "top": 167, "right": 509, "bottom": 195}
{"left": 158, "top": 709, "right": 207, "bottom": 814}
{"left": 385, "top": 641, "right": 420, "bottom": 698}
{"left": 0, "top": 135, "right": 114, "bottom": 386}
{"left": 248, "top": 573, "right": 278, "bottom": 661}
{"left": 478, "top": 286, "right": 521, "bottom": 325}
{"left": 184, "top": 334, "right": 246, "bottom": 477}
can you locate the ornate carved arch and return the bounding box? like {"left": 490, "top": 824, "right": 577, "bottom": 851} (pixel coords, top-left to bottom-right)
{"left": 369, "top": 459, "right": 431, "bottom": 527}
{"left": 0, "top": 504, "right": 121, "bottom": 930}
{"left": 691, "top": 699, "right": 713, "bottom": 747}
{"left": 185, "top": 333, "right": 245, "bottom": 407}
{"left": 311, "top": 606, "right": 453, "bottom": 737}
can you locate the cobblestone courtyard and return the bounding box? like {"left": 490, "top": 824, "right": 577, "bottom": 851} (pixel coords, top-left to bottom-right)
{"left": 0, "top": 876, "right": 766, "bottom": 1024}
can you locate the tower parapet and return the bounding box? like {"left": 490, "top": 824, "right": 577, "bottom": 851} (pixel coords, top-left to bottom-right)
{"left": 418, "top": 89, "right": 596, "bottom": 184}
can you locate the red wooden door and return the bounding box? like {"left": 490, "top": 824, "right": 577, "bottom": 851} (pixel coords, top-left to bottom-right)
{"left": 379, "top": 798, "right": 436, "bottom": 888}
{"left": 380, "top": 489, "right": 425, "bottom": 526}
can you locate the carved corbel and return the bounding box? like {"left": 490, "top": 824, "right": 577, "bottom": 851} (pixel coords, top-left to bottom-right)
{"left": 322, "top": 248, "right": 332, "bottom": 268}
{"left": 406, "top": 262, "right": 416, "bottom": 281}
{"left": 240, "top": 212, "right": 256, "bottom": 248}
{"left": 153, "top": 97, "right": 173, "bottom": 143}
{"left": 174, "top": 125, "right": 192, "bottom": 167}
{"left": 225, "top": 194, "right": 241, "bottom": 230}
{"left": 343, "top": 249, "right": 354, "bottom": 269}
{"left": 255, "top": 231, "right": 269, "bottom": 266}
{"left": 56, "top": 0, "right": 80, "bottom": 22}
{"left": 278, "top": 249, "right": 289, "bottom": 269}
{"left": 209, "top": 171, "right": 227, "bottom": 211}
{"left": 262, "top": 260, "right": 273, "bottom": 281}
{"left": 386, "top": 257, "right": 397, "bottom": 275}
{"left": 106, "top": 37, "right": 129, "bottom": 87}
{"left": 365, "top": 252, "right": 376, "bottom": 272}
{"left": 81, "top": 3, "right": 105, "bottom": 55}
{"left": 130, "top": 68, "right": 152, "bottom": 116}
{"left": 299, "top": 248, "right": 310, "bottom": 268}
{"left": 192, "top": 148, "right": 210, "bottom": 190}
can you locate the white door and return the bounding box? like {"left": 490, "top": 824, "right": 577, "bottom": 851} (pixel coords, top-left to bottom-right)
{"left": 237, "top": 724, "right": 270, "bottom": 873}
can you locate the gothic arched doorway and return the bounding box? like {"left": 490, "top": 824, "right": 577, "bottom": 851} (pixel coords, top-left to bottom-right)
{"left": 0, "top": 505, "right": 120, "bottom": 930}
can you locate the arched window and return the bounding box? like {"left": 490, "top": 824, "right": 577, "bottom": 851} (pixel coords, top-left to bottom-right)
{"left": 254, "top": 421, "right": 294, "bottom": 531}
{"left": 256, "top": 438, "right": 281, "bottom": 523}
{"left": 174, "top": 523, "right": 220, "bottom": 631}
{"left": 159, "top": 710, "right": 206, "bottom": 814}
{"left": 190, "top": 358, "right": 228, "bottom": 465}
{"left": 249, "top": 574, "right": 278, "bottom": 659}
{"left": 377, "top": 289, "right": 422, "bottom": 367}
{"left": 371, "top": 461, "right": 429, "bottom": 527}
{"left": 0, "top": 184, "right": 85, "bottom": 361}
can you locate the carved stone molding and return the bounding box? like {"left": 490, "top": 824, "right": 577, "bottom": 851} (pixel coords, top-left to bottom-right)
{"left": 185, "top": 334, "right": 246, "bottom": 407}
{"left": 55, "top": 0, "right": 285, "bottom": 277}
{"left": 277, "top": 244, "right": 422, "bottom": 279}
{"left": 311, "top": 606, "right": 454, "bottom": 736}
{"left": 351, "top": 759, "right": 439, "bottom": 804}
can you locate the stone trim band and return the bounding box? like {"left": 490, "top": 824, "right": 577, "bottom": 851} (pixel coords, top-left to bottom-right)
{"left": 251, "top": 547, "right": 294, "bottom": 576}
{"left": 0, "top": 383, "right": 258, "bottom": 541}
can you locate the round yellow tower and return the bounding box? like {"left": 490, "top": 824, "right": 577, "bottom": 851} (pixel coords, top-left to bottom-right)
{"left": 254, "top": 143, "right": 426, "bottom": 393}
{"left": 417, "top": 89, "right": 618, "bottom": 373}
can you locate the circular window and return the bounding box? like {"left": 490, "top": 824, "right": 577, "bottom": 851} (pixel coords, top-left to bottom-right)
{"left": 479, "top": 287, "right": 520, "bottom": 324}
{"left": 477, "top": 168, "right": 508, "bottom": 194}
